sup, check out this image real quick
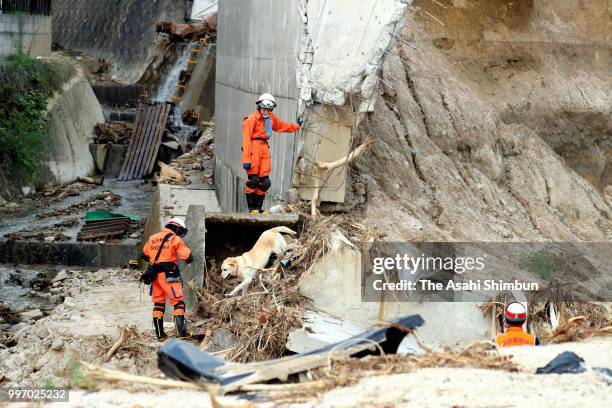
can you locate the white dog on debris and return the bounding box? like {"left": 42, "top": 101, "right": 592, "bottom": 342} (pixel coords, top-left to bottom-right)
{"left": 221, "top": 226, "right": 296, "bottom": 296}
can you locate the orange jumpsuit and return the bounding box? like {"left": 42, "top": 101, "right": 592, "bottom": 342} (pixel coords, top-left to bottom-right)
{"left": 143, "top": 228, "right": 192, "bottom": 317}
{"left": 242, "top": 111, "right": 300, "bottom": 195}
{"left": 495, "top": 326, "right": 538, "bottom": 347}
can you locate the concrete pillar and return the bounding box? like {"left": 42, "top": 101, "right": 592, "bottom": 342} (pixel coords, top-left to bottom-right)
{"left": 182, "top": 205, "right": 207, "bottom": 311}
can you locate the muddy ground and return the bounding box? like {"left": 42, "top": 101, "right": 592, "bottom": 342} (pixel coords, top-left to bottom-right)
{"left": 1, "top": 264, "right": 610, "bottom": 407}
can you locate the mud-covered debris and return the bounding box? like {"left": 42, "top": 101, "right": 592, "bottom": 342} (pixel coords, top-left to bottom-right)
{"left": 4, "top": 219, "right": 77, "bottom": 242}
{"left": 36, "top": 192, "right": 121, "bottom": 218}
{"left": 0, "top": 182, "right": 96, "bottom": 216}
{"left": 94, "top": 121, "right": 133, "bottom": 144}
{"left": 0, "top": 303, "right": 21, "bottom": 325}
{"left": 30, "top": 272, "right": 53, "bottom": 291}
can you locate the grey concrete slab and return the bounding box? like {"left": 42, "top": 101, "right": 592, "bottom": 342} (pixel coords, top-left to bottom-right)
{"left": 182, "top": 205, "right": 206, "bottom": 311}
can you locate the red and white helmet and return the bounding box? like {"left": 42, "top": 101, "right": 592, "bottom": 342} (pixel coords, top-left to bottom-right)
{"left": 504, "top": 302, "right": 527, "bottom": 325}
{"left": 166, "top": 217, "right": 186, "bottom": 229}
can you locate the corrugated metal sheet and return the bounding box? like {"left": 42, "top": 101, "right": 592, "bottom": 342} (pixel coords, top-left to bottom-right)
{"left": 214, "top": 0, "right": 302, "bottom": 212}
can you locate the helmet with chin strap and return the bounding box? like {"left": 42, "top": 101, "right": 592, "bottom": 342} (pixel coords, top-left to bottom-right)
{"left": 504, "top": 302, "right": 527, "bottom": 325}
{"left": 256, "top": 93, "right": 276, "bottom": 110}
{"left": 165, "top": 217, "right": 188, "bottom": 237}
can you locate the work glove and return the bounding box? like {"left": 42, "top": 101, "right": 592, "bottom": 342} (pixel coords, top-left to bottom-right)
{"left": 296, "top": 117, "right": 303, "bottom": 127}
{"left": 243, "top": 163, "right": 251, "bottom": 170}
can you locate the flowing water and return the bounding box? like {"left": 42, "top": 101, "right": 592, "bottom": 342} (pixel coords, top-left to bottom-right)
{"left": 153, "top": 43, "right": 200, "bottom": 140}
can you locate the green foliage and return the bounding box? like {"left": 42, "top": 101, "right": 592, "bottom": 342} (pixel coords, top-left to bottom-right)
{"left": 68, "top": 361, "right": 94, "bottom": 390}
{"left": 0, "top": 52, "right": 68, "bottom": 180}
{"left": 43, "top": 378, "right": 58, "bottom": 389}
{"left": 518, "top": 249, "right": 557, "bottom": 281}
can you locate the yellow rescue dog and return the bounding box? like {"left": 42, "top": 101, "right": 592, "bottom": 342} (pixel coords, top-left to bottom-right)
{"left": 221, "top": 226, "right": 296, "bottom": 296}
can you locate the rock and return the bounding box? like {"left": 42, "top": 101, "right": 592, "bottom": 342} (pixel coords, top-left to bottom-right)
{"left": 21, "top": 309, "right": 44, "bottom": 321}
{"left": 353, "top": 182, "right": 366, "bottom": 196}
{"left": 52, "top": 270, "right": 69, "bottom": 282}
{"left": 44, "top": 236, "right": 56, "bottom": 242}
{"left": 0, "top": 371, "right": 4, "bottom": 381}
{"left": 63, "top": 297, "right": 75, "bottom": 308}
{"left": 69, "top": 311, "right": 82, "bottom": 321}
{"left": 210, "top": 329, "right": 240, "bottom": 352}
{"left": 49, "top": 287, "right": 62, "bottom": 294}
{"left": 98, "top": 240, "right": 106, "bottom": 244}
{"left": 11, "top": 322, "right": 28, "bottom": 332}
{"left": 32, "top": 323, "right": 49, "bottom": 339}
{"left": 4, "top": 368, "right": 23, "bottom": 382}
{"left": 68, "top": 287, "right": 81, "bottom": 297}
{"left": 129, "top": 233, "right": 139, "bottom": 239}
{"left": 50, "top": 337, "right": 64, "bottom": 352}
{"left": 34, "top": 355, "right": 50, "bottom": 371}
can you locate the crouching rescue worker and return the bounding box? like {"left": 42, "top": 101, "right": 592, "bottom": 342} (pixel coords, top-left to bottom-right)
{"left": 496, "top": 302, "right": 539, "bottom": 348}
{"left": 242, "top": 93, "right": 301, "bottom": 214}
{"left": 142, "top": 217, "right": 193, "bottom": 340}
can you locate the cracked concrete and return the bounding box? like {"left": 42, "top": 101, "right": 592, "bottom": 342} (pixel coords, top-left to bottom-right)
{"left": 297, "top": 0, "right": 410, "bottom": 111}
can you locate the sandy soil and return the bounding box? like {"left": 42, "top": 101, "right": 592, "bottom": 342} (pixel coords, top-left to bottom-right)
{"left": 318, "top": 368, "right": 611, "bottom": 408}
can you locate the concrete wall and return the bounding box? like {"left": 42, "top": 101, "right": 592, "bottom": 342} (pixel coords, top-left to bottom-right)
{"left": 299, "top": 0, "right": 408, "bottom": 109}
{"left": 0, "top": 66, "right": 103, "bottom": 201}
{"left": 214, "top": 0, "right": 409, "bottom": 211}
{"left": 298, "top": 232, "right": 491, "bottom": 348}
{"left": 0, "top": 14, "right": 51, "bottom": 57}
{"left": 214, "top": 0, "right": 302, "bottom": 212}
{"left": 44, "top": 69, "right": 104, "bottom": 183}
{"left": 52, "top": 0, "right": 185, "bottom": 83}
{"left": 180, "top": 44, "right": 216, "bottom": 122}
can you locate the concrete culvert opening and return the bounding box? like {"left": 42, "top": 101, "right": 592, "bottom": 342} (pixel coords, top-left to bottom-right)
{"left": 203, "top": 213, "right": 302, "bottom": 273}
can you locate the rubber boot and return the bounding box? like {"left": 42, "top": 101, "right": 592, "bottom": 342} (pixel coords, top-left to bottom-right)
{"left": 246, "top": 193, "right": 259, "bottom": 214}
{"left": 153, "top": 316, "right": 167, "bottom": 341}
{"left": 254, "top": 194, "right": 266, "bottom": 214}
{"left": 174, "top": 315, "right": 188, "bottom": 338}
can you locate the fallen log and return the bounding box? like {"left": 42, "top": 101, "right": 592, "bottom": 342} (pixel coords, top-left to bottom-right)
{"left": 310, "top": 138, "right": 372, "bottom": 218}
{"left": 78, "top": 176, "right": 104, "bottom": 185}
{"left": 157, "top": 13, "right": 217, "bottom": 41}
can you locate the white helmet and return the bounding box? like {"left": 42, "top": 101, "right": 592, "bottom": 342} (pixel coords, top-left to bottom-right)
{"left": 166, "top": 217, "right": 186, "bottom": 229}
{"left": 256, "top": 93, "right": 276, "bottom": 110}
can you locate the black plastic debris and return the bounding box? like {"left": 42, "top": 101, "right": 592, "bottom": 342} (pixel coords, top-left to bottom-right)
{"left": 158, "top": 314, "right": 425, "bottom": 392}
{"left": 593, "top": 367, "right": 612, "bottom": 377}
{"left": 535, "top": 351, "right": 587, "bottom": 374}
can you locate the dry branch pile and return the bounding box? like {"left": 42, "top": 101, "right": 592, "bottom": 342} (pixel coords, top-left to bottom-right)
{"left": 157, "top": 162, "right": 188, "bottom": 185}
{"left": 193, "top": 213, "right": 381, "bottom": 363}
{"left": 258, "top": 341, "right": 521, "bottom": 404}
{"left": 482, "top": 287, "right": 612, "bottom": 344}
{"left": 95, "top": 325, "right": 158, "bottom": 371}
{"left": 94, "top": 122, "right": 134, "bottom": 144}
{"left": 194, "top": 262, "right": 304, "bottom": 363}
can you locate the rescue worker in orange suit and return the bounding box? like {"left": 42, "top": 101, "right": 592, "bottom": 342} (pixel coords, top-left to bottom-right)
{"left": 142, "top": 217, "right": 193, "bottom": 340}
{"left": 495, "top": 302, "right": 540, "bottom": 348}
{"left": 242, "top": 93, "right": 302, "bottom": 214}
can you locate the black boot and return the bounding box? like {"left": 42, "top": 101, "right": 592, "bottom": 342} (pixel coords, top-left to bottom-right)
{"left": 153, "top": 316, "right": 167, "bottom": 341}
{"left": 246, "top": 193, "right": 258, "bottom": 214}
{"left": 254, "top": 194, "right": 266, "bottom": 213}
{"left": 174, "top": 315, "right": 188, "bottom": 338}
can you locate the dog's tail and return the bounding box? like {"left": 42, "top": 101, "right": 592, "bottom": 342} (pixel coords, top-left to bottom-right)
{"left": 269, "top": 226, "right": 297, "bottom": 235}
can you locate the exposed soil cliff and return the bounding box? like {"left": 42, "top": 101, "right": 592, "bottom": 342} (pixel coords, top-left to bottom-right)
{"left": 355, "top": 0, "right": 612, "bottom": 241}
